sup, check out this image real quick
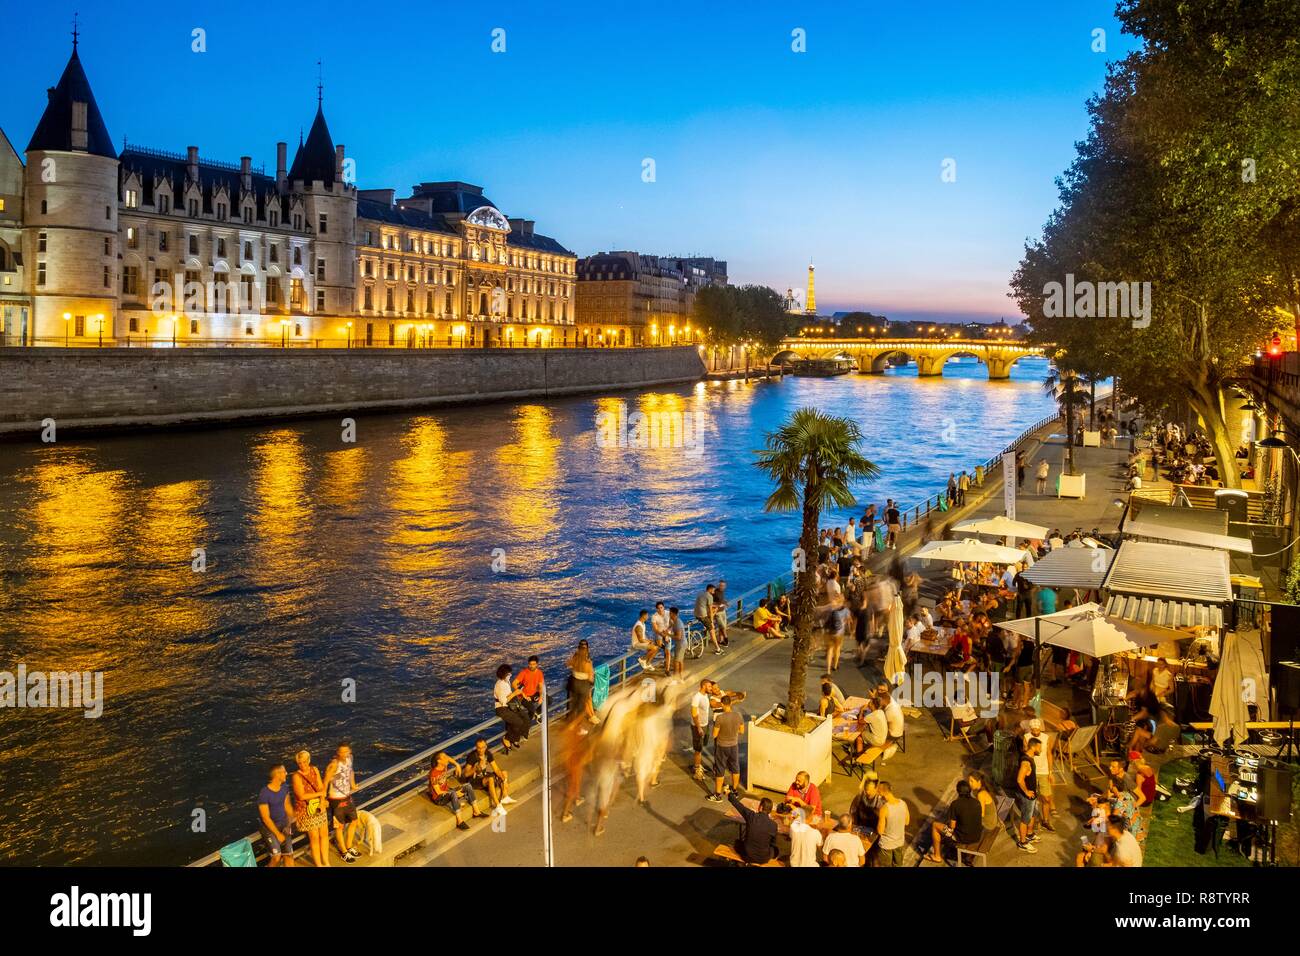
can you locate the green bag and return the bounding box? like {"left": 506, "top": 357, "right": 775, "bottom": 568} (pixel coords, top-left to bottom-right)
{"left": 219, "top": 837, "right": 257, "bottom": 868}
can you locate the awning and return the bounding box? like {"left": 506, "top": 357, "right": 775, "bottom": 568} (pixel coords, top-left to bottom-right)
{"left": 1019, "top": 546, "right": 1114, "bottom": 590}
{"left": 1105, "top": 594, "right": 1224, "bottom": 630}
{"left": 1102, "top": 540, "right": 1233, "bottom": 604}
{"left": 1122, "top": 500, "right": 1253, "bottom": 554}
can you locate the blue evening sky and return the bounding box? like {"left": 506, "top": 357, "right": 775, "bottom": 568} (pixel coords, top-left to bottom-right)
{"left": 7, "top": 2, "right": 1138, "bottom": 323}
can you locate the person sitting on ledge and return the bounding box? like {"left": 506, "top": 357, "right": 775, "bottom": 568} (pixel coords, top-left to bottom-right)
{"left": 927, "top": 779, "right": 983, "bottom": 863}
{"left": 752, "top": 598, "right": 783, "bottom": 637}
{"left": 463, "top": 737, "right": 516, "bottom": 811}
{"left": 428, "top": 751, "right": 487, "bottom": 831}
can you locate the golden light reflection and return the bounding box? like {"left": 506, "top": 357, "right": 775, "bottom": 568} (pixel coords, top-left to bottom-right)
{"left": 492, "top": 404, "right": 560, "bottom": 545}
{"left": 132, "top": 479, "right": 212, "bottom": 640}
{"left": 385, "top": 416, "right": 466, "bottom": 579}
{"left": 248, "top": 430, "right": 314, "bottom": 618}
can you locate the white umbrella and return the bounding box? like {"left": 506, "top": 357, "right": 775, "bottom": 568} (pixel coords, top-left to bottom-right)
{"left": 952, "top": 514, "right": 1049, "bottom": 541}
{"left": 884, "top": 594, "right": 907, "bottom": 683}
{"left": 1000, "top": 604, "right": 1165, "bottom": 650}
{"left": 912, "top": 537, "right": 1029, "bottom": 565}
{"left": 1041, "top": 614, "right": 1149, "bottom": 658}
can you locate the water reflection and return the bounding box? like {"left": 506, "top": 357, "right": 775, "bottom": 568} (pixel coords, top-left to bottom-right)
{"left": 0, "top": 360, "right": 1056, "bottom": 863}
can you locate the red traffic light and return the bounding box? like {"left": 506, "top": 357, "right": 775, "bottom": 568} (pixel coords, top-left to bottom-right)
{"left": 1268, "top": 333, "right": 1282, "bottom": 357}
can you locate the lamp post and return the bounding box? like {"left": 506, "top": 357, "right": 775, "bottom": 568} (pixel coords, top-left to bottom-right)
{"left": 63, "top": 312, "right": 71, "bottom": 347}
{"left": 171, "top": 315, "right": 178, "bottom": 348}
{"left": 345, "top": 321, "right": 353, "bottom": 349}
{"left": 280, "top": 318, "right": 289, "bottom": 348}
{"left": 95, "top": 313, "right": 104, "bottom": 348}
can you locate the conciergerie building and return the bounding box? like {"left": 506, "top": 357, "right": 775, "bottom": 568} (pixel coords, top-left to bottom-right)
{"left": 0, "top": 39, "right": 578, "bottom": 349}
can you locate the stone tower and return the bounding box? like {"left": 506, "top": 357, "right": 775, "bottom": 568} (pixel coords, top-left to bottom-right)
{"left": 24, "top": 40, "right": 119, "bottom": 343}
{"left": 288, "top": 96, "right": 356, "bottom": 320}
{"left": 805, "top": 263, "right": 816, "bottom": 315}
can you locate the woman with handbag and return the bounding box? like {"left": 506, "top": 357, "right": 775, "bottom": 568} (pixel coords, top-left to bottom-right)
{"left": 494, "top": 664, "right": 530, "bottom": 752}
{"left": 291, "top": 749, "right": 330, "bottom": 867}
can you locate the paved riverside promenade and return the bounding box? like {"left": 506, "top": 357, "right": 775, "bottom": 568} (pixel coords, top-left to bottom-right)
{"left": 377, "top": 421, "right": 1136, "bottom": 868}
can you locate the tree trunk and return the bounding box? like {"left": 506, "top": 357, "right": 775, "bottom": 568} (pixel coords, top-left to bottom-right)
{"left": 1065, "top": 377, "right": 1076, "bottom": 475}
{"left": 1186, "top": 382, "right": 1241, "bottom": 490}
{"left": 1089, "top": 380, "right": 1096, "bottom": 428}
{"left": 787, "top": 477, "right": 821, "bottom": 728}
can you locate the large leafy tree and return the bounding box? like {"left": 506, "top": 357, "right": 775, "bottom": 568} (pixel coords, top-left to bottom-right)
{"left": 1012, "top": 0, "right": 1300, "bottom": 487}
{"left": 755, "top": 409, "right": 879, "bottom": 727}
{"left": 694, "top": 284, "right": 795, "bottom": 354}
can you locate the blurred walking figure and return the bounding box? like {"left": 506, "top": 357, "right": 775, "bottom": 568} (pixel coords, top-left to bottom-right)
{"left": 630, "top": 691, "right": 674, "bottom": 804}
{"left": 559, "top": 712, "right": 595, "bottom": 824}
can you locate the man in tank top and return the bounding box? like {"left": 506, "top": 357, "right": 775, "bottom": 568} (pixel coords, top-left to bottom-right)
{"left": 325, "top": 743, "right": 361, "bottom": 863}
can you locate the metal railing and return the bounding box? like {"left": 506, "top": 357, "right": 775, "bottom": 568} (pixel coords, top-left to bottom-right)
{"left": 188, "top": 580, "right": 768, "bottom": 867}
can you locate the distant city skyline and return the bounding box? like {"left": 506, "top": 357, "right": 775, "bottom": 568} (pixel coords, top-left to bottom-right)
{"left": 4, "top": 2, "right": 1137, "bottom": 324}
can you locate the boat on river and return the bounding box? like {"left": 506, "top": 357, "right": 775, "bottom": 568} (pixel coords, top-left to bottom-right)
{"left": 786, "top": 357, "right": 855, "bottom": 377}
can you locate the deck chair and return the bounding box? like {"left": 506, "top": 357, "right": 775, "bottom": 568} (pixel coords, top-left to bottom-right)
{"left": 946, "top": 697, "right": 985, "bottom": 754}
{"left": 1062, "top": 724, "right": 1105, "bottom": 783}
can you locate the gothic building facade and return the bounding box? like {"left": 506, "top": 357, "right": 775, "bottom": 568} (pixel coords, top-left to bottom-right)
{"left": 0, "top": 41, "right": 575, "bottom": 348}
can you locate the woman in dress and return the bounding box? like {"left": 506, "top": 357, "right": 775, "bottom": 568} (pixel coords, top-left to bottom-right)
{"left": 566, "top": 642, "right": 598, "bottom": 725}
{"left": 292, "top": 749, "right": 330, "bottom": 867}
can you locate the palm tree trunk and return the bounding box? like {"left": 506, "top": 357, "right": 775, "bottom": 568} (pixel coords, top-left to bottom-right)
{"left": 788, "top": 474, "right": 820, "bottom": 728}
{"left": 1065, "top": 377, "right": 1076, "bottom": 475}
{"left": 1089, "top": 380, "right": 1096, "bottom": 428}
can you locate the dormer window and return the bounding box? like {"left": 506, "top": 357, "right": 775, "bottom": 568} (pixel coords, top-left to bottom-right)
{"left": 243, "top": 207, "right": 252, "bottom": 224}
{"left": 124, "top": 189, "right": 139, "bottom": 209}
{"left": 216, "top": 202, "right": 227, "bottom": 219}
{"left": 189, "top": 199, "right": 199, "bottom": 217}
{"left": 270, "top": 210, "right": 279, "bottom": 227}
{"left": 159, "top": 195, "right": 170, "bottom": 214}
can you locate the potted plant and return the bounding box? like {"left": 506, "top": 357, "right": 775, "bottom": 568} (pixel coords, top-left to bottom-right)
{"left": 750, "top": 408, "right": 878, "bottom": 789}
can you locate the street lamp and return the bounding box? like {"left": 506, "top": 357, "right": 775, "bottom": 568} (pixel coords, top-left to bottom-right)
{"left": 63, "top": 312, "right": 71, "bottom": 347}
{"left": 280, "top": 317, "right": 289, "bottom": 348}
{"left": 95, "top": 313, "right": 104, "bottom": 348}
{"left": 345, "top": 321, "right": 353, "bottom": 349}
{"left": 171, "top": 314, "right": 178, "bottom": 348}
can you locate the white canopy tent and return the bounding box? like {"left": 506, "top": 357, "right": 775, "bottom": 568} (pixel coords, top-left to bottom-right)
{"left": 952, "top": 514, "right": 1050, "bottom": 541}
{"left": 912, "top": 537, "right": 1031, "bottom": 565}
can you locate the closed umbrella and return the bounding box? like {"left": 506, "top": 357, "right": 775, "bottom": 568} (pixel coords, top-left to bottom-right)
{"left": 1209, "top": 631, "right": 1265, "bottom": 747}
{"left": 883, "top": 594, "right": 907, "bottom": 684}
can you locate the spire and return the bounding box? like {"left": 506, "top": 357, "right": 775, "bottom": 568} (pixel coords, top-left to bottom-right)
{"left": 71, "top": 12, "right": 79, "bottom": 51}
{"left": 26, "top": 40, "right": 116, "bottom": 159}
{"left": 288, "top": 101, "right": 337, "bottom": 184}
{"left": 316, "top": 59, "right": 323, "bottom": 106}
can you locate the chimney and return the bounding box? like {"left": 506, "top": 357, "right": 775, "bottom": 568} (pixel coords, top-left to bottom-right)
{"left": 276, "top": 142, "right": 287, "bottom": 192}
{"left": 70, "top": 101, "right": 88, "bottom": 151}
{"left": 240, "top": 156, "right": 252, "bottom": 193}
{"left": 186, "top": 146, "right": 199, "bottom": 182}
{"left": 335, "top": 145, "right": 345, "bottom": 184}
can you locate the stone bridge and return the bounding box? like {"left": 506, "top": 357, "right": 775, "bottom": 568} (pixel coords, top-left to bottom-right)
{"left": 770, "top": 337, "right": 1044, "bottom": 380}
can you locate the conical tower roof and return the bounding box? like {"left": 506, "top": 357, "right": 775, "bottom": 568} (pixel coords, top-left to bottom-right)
{"left": 288, "top": 104, "right": 336, "bottom": 184}
{"left": 26, "top": 46, "right": 115, "bottom": 159}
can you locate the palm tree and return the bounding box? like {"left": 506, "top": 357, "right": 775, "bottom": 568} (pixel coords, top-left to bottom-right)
{"left": 755, "top": 408, "right": 879, "bottom": 728}
{"left": 1044, "top": 363, "right": 1090, "bottom": 475}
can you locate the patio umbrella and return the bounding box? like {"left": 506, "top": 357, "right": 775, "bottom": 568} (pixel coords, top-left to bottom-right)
{"left": 911, "top": 537, "right": 1028, "bottom": 565}
{"left": 1209, "top": 631, "right": 1266, "bottom": 747}
{"left": 1000, "top": 604, "right": 1165, "bottom": 651}
{"left": 952, "top": 514, "right": 1049, "bottom": 541}
{"left": 1040, "top": 613, "right": 1153, "bottom": 658}
{"left": 883, "top": 594, "right": 907, "bottom": 684}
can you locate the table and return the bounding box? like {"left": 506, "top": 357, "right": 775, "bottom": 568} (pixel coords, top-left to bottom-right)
{"left": 725, "top": 796, "right": 837, "bottom": 837}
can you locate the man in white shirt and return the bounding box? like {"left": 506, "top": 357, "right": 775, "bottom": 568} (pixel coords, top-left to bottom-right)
{"left": 822, "top": 814, "right": 867, "bottom": 866}
{"left": 650, "top": 602, "right": 671, "bottom": 655}
{"left": 689, "top": 679, "right": 714, "bottom": 782}
{"left": 1107, "top": 816, "right": 1143, "bottom": 867}
{"left": 1000, "top": 564, "right": 1017, "bottom": 590}
{"left": 630, "top": 610, "right": 659, "bottom": 671}
{"left": 788, "top": 814, "right": 824, "bottom": 867}
{"left": 1023, "top": 717, "right": 1056, "bottom": 828}
{"left": 904, "top": 615, "right": 926, "bottom": 650}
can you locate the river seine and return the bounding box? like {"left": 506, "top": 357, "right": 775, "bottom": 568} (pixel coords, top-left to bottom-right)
{"left": 0, "top": 355, "right": 1054, "bottom": 863}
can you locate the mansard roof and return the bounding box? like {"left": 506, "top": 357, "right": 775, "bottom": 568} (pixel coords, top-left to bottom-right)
{"left": 288, "top": 105, "right": 337, "bottom": 185}
{"left": 356, "top": 197, "right": 458, "bottom": 235}
{"left": 118, "top": 146, "right": 288, "bottom": 221}
{"left": 27, "top": 47, "right": 116, "bottom": 159}
{"left": 409, "top": 181, "right": 497, "bottom": 215}
{"left": 506, "top": 230, "right": 573, "bottom": 256}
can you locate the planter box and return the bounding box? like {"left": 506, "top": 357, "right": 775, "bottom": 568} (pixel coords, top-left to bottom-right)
{"left": 745, "top": 706, "right": 833, "bottom": 792}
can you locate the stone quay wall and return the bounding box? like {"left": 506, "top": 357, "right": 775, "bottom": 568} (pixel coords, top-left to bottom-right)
{"left": 0, "top": 345, "right": 707, "bottom": 436}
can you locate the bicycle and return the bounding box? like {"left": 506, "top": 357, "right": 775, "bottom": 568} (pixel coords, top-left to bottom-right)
{"left": 682, "top": 622, "right": 707, "bottom": 660}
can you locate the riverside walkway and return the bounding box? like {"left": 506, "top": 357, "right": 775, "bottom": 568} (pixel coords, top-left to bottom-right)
{"left": 369, "top": 420, "right": 1136, "bottom": 869}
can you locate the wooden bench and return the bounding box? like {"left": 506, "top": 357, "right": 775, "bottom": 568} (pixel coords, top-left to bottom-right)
{"left": 956, "top": 794, "right": 1014, "bottom": 867}
{"left": 713, "top": 843, "right": 783, "bottom": 867}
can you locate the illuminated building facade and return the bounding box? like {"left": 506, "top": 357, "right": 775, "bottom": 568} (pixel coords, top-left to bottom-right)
{"left": 575, "top": 251, "right": 726, "bottom": 346}
{"left": 1, "top": 40, "right": 574, "bottom": 348}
